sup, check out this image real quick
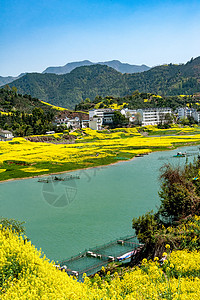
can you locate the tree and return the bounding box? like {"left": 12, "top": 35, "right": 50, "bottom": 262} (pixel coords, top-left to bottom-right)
{"left": 84, "top": 97, "right": 91, "bottom": 103}
{"left": 132, "top": 211, "right": 159, "bottom": 244}
{"left": 112, "top": 111, "right": 128, "bottom": 127}
{"left": 158, "top": 163, "right": 200, "bottom": 223}
{"left": 179, "top": 117, "right": 189, "bottom": 125}
{"left": 134, "top": 112, "right": 142, "bottom": 125}
{"left": 132, "top": 159, "right": 200, "bottom": 260}
{"left": 11, "top": 86, "right": 18, "bottom": 95}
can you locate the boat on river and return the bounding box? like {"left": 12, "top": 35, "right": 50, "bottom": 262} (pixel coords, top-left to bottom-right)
{"left": 38, "top": 174, "right": 80, "bottom": 183}
{"left": 173, "top": 152, "right": 186, "bottom": 157}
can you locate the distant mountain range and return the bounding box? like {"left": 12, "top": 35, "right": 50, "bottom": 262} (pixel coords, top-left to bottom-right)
{"left": 0, "top": 73, "right": 26, "bottom": 87}
{"left": 0, "top": 60, "right": 149, "bottom": 87}
{"left": 43, "top": 60, "right": 150, "bottom": 75}
{"left": 5, "top": 56, "right": 200, "bottom": 109}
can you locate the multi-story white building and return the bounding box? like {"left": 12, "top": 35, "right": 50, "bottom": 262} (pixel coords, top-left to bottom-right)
{"left": 177, "top": 107, "right": 200, "bottom": 123}
{"left": 89, "top": 117, "right": 103, "bottom": 130}
{"left": 137, "top": 108, "right": 172, "bottom": 126}
{"left": 89, "top": 108, "right": 115, "bottom": 129}
{"left": 192, "top": 110, "right": 200, "bottom": 123}
{"left": 177, "top": 107, "right": 194, "bottom": 119}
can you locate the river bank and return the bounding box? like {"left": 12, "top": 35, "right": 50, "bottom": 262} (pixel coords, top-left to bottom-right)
{"left": 1, "top": 138, "right": 200, "bottom": 183}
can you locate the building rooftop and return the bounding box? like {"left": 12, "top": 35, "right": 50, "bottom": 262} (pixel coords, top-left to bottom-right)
{"left": 0, "top": 130, "right": 13, "bottom": 134}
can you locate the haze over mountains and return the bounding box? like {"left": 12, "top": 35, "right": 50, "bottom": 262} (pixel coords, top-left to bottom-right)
{"left": 3, "top": 56, "right": 200, "bottom": 109}
{"left": 43, "top": 60, "right": 150, "bottom": 75}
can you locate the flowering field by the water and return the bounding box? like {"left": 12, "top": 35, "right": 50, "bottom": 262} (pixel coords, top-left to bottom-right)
{"left": 1, "top": 126, "right": 200, "bottom": 181}
{"left": 0, "top": 225, "right": 200, "bottom": 299}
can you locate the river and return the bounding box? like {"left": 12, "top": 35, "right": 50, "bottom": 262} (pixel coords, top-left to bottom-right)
{"left": 0, "top": 145, "right": 199, "bottom": 261}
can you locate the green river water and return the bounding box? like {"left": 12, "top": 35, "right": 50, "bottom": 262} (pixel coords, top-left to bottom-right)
{"left": 0, "top": 145, "right": 199, "bottom": 261}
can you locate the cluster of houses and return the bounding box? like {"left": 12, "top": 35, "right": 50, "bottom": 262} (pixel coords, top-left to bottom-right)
{"left": 1, "top": 107, "right": 200, "bottom": 141}
{"left": 88, "top": 107, "right": 173, "bottom": 129}
{"left": 54, "top": 112, "right": 89, "bottom": 129}
{"left": 54, "top": 107, "right": 200, "bottom": 131}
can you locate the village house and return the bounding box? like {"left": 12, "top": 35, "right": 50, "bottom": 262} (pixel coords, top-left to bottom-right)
{"left": 55, "top": 111, "right": 89, "bottom": 129}
{"left": 0, "top": 130, "right": 14, "bottom": 141}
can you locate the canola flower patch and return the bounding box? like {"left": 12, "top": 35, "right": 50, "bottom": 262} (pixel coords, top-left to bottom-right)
{"left": 1, "top": 227, "right": 200, "bottom": 299}
{"left": 164, "top": 215, "right": 200, "bottom": 251}
{"left": 40, "top": 100, "right": 68, "bottom": 111}
{"left": 21, "top": 167, "right": 49, "bottom": 173}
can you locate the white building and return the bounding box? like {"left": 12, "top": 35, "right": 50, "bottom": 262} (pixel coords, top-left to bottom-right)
{"left": 0, "top": 130, "right": 14, "bottom": 141}
{"left": 89, "top": 109, "right": 105, "bottom": 119}
{"left": 89, "top": 117, "right": 103, "bottom": 130}
{"left": 121, "top": 108, "right": 137, "bottom": 123}
{"left": 177, "top": 107, "right": 200, "bottom": 123}
{"left": 55, "top": 116, "right": 69, "bottom": 126}
{"left": 55, "top": 116, "right": 81, "bottom": 129}
{"left": 177, "top": 107, "right": 194, "bottom": 119}
{"left": 137, "top": 108, "right": 172, "bottom": 126}
{"left": 68, "top": 117, "right": 80, "bottom": 129}
{"left": 192, "top": 110, "right": 200, "bottom": 123}
{"left": 89, "top": 108, "right": 114, "bottom": 130}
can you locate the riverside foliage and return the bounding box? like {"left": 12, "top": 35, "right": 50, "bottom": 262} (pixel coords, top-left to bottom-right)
{"left": 1, "top": 126, "right": 200, "bottom": 181}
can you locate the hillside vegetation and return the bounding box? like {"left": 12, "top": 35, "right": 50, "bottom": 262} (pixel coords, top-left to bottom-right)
{"left": 0, "top": 88, "right": 57, "bottom": 114}
{"left": 0, "top": 88, "right": 68, "bottom": 136}
{"left": 76, "top": 91, "right": 200, "bottom": 111}
{"left": 7, "top": 56, "right": 200, "bottom": 109}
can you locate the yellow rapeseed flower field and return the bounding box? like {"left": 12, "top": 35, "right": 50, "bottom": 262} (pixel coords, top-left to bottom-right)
{"left": 0, "top": 226, "right": 200, "bottom": 299}
{"left": 1, "top": 126, "right": 200, "bottom": 180}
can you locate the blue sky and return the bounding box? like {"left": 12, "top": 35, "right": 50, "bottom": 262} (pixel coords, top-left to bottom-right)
{"left": 0, "top": 0, "right": 200, "bottom": 76}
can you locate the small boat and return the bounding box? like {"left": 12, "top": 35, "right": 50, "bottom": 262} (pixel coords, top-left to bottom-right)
{"left": 38, "top": 174, "right": 80, "bottom": 183}
{"left": 38, "top": 178, "right": 50, "bottom": 183}
{"left": 53, "top": 176, "right": 65, "bottom": 181}
{"left": 173, "top": 152, "right": 186, "bottom": 157}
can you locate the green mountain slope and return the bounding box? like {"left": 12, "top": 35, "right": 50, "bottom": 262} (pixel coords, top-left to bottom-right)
{"left": 8, "top": 65, "right": 129, "bottom": 109}
{"left": 0, "top": 87, "right": 55, "bottom": 113}
{"left": 7, "top": 57, "right": 200, "bottom": 109}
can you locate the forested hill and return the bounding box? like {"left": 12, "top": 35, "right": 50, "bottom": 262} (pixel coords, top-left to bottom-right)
{"left": 8, "top": 65, "right": 127, "bottom": 109}
{"left": 7, "top": 56, "right": 200, "bottom": 109}
{"left": 0, "top": 88, "right": 55, "bottom": 113}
